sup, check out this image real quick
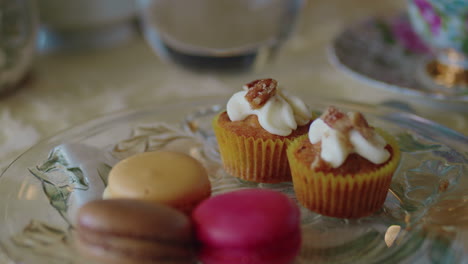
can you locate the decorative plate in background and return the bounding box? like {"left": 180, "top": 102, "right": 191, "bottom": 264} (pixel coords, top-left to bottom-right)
{"left": 329, "top": 14, "right": 468, "bottom": 102}
{"left": 0, "top": 97, "right": 467, "bottom": 264}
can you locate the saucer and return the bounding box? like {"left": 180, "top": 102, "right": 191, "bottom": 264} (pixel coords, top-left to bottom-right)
{"left": 328, "top": 14, "right": 468, "bottom": 102}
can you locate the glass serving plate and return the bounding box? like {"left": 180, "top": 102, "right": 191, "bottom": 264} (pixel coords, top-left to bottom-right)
{"left": 0, "top": 97, "right": 467, "bottom": 264}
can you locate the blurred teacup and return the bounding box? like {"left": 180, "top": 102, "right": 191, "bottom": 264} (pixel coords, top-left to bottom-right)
{"left": 0, "top": 0, "right": 38, "bottom": 95}
{"left": 37, "top": 0, "right": 137, "bottom": 51}
{"left": 407, "top": 0, "right": 468, "bottom": 91}
{"left": 137, "top": 0, "right": 304, "bottom": 72}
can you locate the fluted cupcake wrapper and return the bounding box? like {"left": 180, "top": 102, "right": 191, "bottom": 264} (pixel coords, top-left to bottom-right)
{"left": 287, "top": 130, "right": 401, "bottom": 218}
{"left": 213, "top": 114, "right": 292, "bottom": 183}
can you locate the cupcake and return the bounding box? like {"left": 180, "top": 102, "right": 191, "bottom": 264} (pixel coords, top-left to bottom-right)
{"left": 287, "top": 106, "right": 401, "bottom": 218}
{"left": 213, "top": 78, "right": 313, "bottom": 183}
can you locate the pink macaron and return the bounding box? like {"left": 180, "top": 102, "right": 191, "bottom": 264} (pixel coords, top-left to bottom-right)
{"left": 192, "top": 189, "right": 301, "bottom": 264}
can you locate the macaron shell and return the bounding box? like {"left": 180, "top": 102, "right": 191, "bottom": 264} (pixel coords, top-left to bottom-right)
{"left": 198, "top": 230, "right": 301, "bottom": 264}
{"left": 76, "top": 199, "right": 195, "bottom": 264}
{"left": 76, "top": 239, "right": 194, "bottom": 264}
{"left": 106, "top": 151, "right": 211, "bottom": 205}
{"left": 77, "top": 229, "right": 193, "bottom": 258}
{"left": 76, "top": 234, "right": 194, "bottom": 264}
{"left": 77, "top": 199, "right": 192, "bottom": 242}
{"left": 192, "top": 189, "right": 300, "bottom": 247}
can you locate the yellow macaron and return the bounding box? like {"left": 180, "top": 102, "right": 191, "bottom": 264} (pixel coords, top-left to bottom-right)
{"left": 104, "top": 151, "right": 211, "bottom": 213}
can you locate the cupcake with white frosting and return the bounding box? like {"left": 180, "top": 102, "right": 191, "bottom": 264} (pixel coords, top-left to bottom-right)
{"left": 213, "top": 78, "right": 313, "bottom": 183}
{"left": 287, "top": 106, "right": 401, "bottom": 218}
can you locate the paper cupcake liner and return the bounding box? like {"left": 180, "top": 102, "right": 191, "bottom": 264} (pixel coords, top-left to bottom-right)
{"left": 213, "top": 114, "right": 292, "bottom": 183}
{"left": 287, "top": 129, "right": 401, "bottom": 218}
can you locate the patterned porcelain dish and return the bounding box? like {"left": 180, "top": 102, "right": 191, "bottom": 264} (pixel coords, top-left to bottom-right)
{"left": 329, "top": 14, "right": 468, "bottom": 101}
{"left": 408, "top": 0, "right": 468, "bottom": 58}
{"left": 0, "top": 97, "right": 467, "bottom": 263}
{"left": 407, "top": 0, "right": 468, "bottom": 92}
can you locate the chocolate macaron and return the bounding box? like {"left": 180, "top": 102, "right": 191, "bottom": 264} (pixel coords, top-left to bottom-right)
{"left": 75, "top": 199, "right": 195, "bottom": 264}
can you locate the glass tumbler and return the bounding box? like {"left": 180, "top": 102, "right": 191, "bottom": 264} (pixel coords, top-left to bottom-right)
{"left": 138, "top": 0, "right": 304, "bottom": 72}
{"left": 0, "top": 0, "right": 38, "bottom": 95}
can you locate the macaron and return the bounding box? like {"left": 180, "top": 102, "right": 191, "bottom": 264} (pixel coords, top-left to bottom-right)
{"left": 75, "top": 199, "right": 195, "bottom": 264}
{"left": 192, "top": 189, "right": 302, "bottom": 264}
{"left": 104, "top": 151, "right": 211, "bottom": 213}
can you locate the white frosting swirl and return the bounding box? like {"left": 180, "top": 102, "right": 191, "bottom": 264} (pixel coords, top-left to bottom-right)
{"left": 226, "top": 89, "right": 312, "bottom": 136}
{"left": 308, "top": 118, "right": 390, "bottom": 168}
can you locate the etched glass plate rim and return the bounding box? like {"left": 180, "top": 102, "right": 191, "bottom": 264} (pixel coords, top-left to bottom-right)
{"left": 0, "top": 96, "right": 467, "bottom": 264}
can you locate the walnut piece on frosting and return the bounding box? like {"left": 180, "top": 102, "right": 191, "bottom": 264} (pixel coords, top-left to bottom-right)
{"left": 320, "top": 106, "right": 375, "bottom": 143}
{"left": 348, "top": 111, "right": 375, "bottom": 142}
{"left": 244, "top": 78, "right": 277, "bottom": 109}
{"left": 321, "top": 106, "right": 352, "bottom": 132}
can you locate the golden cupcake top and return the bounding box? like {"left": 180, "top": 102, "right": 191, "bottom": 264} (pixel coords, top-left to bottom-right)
{"left": 226, "top": 78, "right": 312, "bottom": 136}
{"left": 308, "top": 106, "right": 390, "bottom": 168}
